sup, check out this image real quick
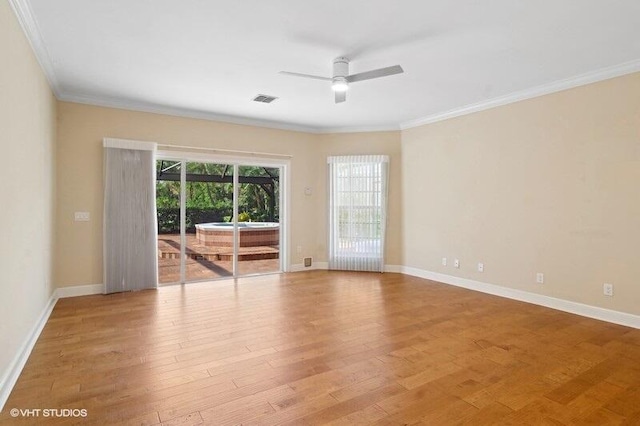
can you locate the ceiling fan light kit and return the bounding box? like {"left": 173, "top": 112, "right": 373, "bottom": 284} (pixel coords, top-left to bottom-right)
{"left": 280, "top": 56, "right": 404, "bottom": 103}
{"left": 331, "top": 78, "right": 349, "bottom": 92}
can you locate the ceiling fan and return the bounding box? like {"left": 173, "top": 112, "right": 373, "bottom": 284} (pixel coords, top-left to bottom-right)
{"left": 280, "top": 57, "right": 404, "bottom": 103}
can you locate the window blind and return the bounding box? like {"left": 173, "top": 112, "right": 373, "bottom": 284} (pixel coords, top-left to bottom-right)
{"left": 328, "top": 155, "right": 389, "bottom": 272}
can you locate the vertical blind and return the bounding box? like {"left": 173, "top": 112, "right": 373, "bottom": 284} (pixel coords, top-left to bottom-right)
{"left": 103, "top": 139, "right": 158, "bottom": 293}
{"left": 328, "top": 155, "right": 389, "bottom": 272}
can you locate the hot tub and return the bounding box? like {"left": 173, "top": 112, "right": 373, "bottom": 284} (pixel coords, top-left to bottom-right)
{"left": 195, "top": 222, "right": 279, "bottom": 247}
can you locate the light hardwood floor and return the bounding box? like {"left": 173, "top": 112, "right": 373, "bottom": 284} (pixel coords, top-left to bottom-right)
{"left": 3, "top": 271, "right": 640, "bottom": 425}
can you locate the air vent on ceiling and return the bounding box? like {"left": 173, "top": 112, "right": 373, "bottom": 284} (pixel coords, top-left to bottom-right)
{"left": 252, "top": 94, "right": 278, "bottom": 103}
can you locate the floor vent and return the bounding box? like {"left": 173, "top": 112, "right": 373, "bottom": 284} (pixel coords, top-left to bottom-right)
{"left": 252, "top": 94, "right": 278, "bottom": 103}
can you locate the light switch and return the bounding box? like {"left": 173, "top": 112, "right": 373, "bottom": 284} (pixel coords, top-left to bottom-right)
{"left": 74, "top": 211, "right": 90, "bottom": 222}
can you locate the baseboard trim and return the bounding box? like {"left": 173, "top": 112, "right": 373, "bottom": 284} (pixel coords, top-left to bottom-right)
{"left": 289, "top": 263, "right": 402, "bottom": 273}
{"left": 289, "top": 263, "right": 405, "bottom": 274}
{"left": 384, "top": 264, "right": 404, "bottom": 273}
{"left": 55, "top": 283, "right": 104, "bottom": 298}
{"left": 0, "top": 283, "right": 104, "bottom": 411}
{"left": 401, "top": 266, "right": 640, "bottom": 330}
{"left": 290, "top": 262, "right": 329, "bottom": 272}
{"left": 0, "top": 293, "right": 57, "bottom": 411}
{"left": 40, "top": 272, "right": 640, "bottom": 331}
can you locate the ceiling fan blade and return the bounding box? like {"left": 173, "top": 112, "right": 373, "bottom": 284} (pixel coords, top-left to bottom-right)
{"left": 335, "top": 91, "right": 346, "bottom": 104}
{"left": 279, "top": 71, "right": 332, "bottom": 81}
{"left": 346, "top": 65, "right": 404, "bottom": 83}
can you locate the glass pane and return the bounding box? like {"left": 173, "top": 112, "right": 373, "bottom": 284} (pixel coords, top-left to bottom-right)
{"left": 185, "top": 162, "right": 234, "bottom": 281}
{"left": 237, "top": 165, "right": 281, "bottom": 276}
{"left": 156, "top": 160, "right": 182, "bottom": 284}
{"left": 332, "top": 161, "right": 383, "bottom": 258}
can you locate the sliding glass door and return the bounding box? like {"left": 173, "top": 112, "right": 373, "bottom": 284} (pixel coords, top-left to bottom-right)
{"left": 156, "top": 157, "right": 284, "bottom": 284}
{"left": 237, "top": 165, "right": 281, "bottom": 276}
{"left": 156, "top": 160, "right": 182, "bottom": 284}
{"left": 184, "top": 161, "right": 235, "bottom": 281}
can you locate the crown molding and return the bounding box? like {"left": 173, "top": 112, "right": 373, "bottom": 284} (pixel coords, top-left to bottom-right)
{"left": 58, "top": 92, "right": 327, "bottom": 134}
{"left": 316, "top": 124, "right": 401, "bottom": 134}
{"left": 8, "top": 0, "right": 61, "bottom": 97}
{"left": 59, "top": 58, "right": 640, "bottom": 135}
{"left": 59, "top": 92, "right": 403, "bottom": 135}
{"left": 10, "top": 0, "right": 639, "bottom": 135}
{"left": 400, "top": 59, "right": 640, "bottom": 130}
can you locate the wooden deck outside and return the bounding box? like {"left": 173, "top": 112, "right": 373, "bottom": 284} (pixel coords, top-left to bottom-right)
{"left": 4, "top": 271, "right": 640, "bottom": 424}
{"left": 158, "top": 234, "right": 279, "bottom": 282}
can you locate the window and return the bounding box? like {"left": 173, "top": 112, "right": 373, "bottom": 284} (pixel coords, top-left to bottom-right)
{"left": 328, "top": 155, "right": 389, "bottom": 272}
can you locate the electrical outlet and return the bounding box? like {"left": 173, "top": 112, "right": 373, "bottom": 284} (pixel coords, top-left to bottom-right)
{"left": 477, "top": 263, "right": 484, "bottom": 272}
{"left": 442, "top": 257, "right": 447, "bottom": 266}
{"left": 536, "top": 273, "right": 544, "bottom": 284}
{"left": 297, "top": 245, "right": 302, "bottom": 253}
{"left": 454, "top": 259, "right": 460, "bottom": 268}
{"left": 603, "top": 283, "right": 614, "bottom": 297}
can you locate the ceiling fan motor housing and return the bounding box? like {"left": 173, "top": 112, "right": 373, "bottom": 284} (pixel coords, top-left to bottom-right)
{"left": 333, "top": 57, "right": 349, "bottom": 77}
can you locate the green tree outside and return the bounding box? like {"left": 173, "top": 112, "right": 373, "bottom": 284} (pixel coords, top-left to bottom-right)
{"left": 156, "top": 161, "right": 279, "bottom": 233}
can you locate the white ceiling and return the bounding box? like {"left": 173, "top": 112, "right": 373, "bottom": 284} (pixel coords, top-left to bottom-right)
{"left": 15, "top": 0, "right": 640, "bottom": 132}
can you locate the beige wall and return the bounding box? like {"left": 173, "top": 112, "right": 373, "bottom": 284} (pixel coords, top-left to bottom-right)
{"left": 56, "top": 102, "right": 322, "bottom": 286}
{"left": 55, "top": 102, "right": 403, "bottom": 286}
{"left": 0, "top": 1, "right": 57, "bottom": 383}
{"left": 402, "top": 72, "right": 640, "bottom": 315}
{"left": 317, "top": 132, "right": 403, "bottom": 265}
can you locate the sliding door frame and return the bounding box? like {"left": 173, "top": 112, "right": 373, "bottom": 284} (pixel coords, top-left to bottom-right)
{"left": 156, "top": 150, "right": 290, "bottom": 284}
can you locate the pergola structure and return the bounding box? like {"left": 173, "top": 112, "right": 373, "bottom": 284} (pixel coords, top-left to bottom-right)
{"left": 156, "top": 161, "right": 278, "bottom": 222}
